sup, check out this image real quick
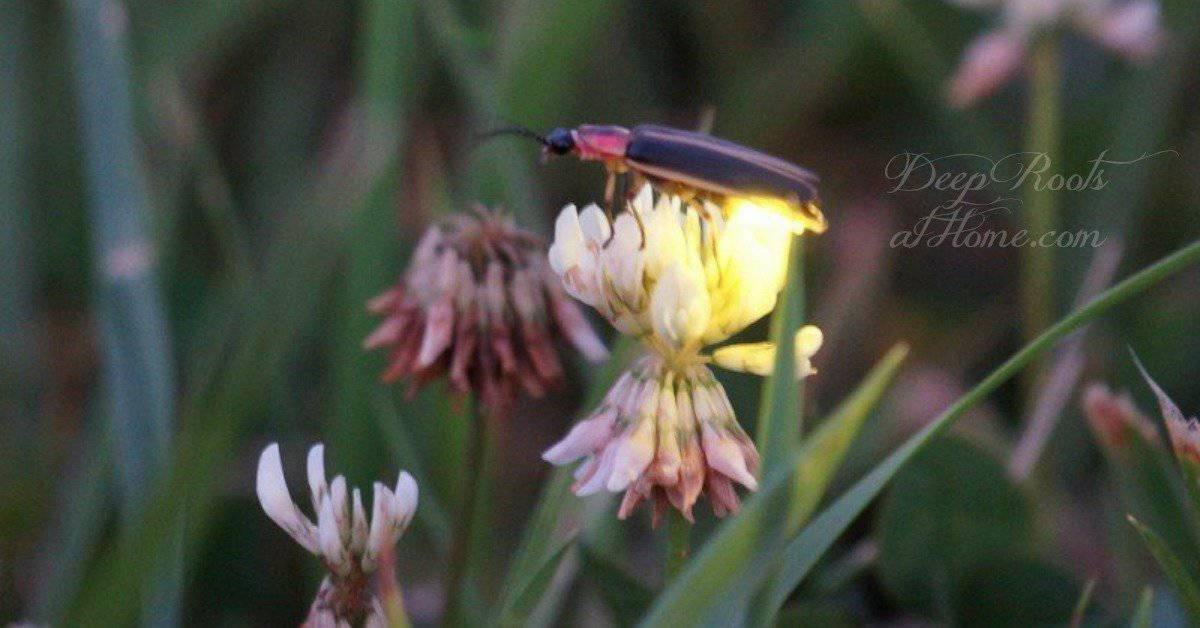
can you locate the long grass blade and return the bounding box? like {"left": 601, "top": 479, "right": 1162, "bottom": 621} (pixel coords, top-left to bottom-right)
{"left": 1130, "top": 586, "right": 1154, "bottom": 628}
{"left": 1127, "top": 515, "right": 1200, "bottom": 620}
{"left": 637, "top": 449, "right": 802, "bottom": 627}
{"left": 788, "top": 342, "right": 910, "bottom": 531}
{"left": 66, "top": 0, "right": 180, "bottom": 623}
{"left": 757, "top": 238, "right": 1200, "bottom": 617}
{"left": 31, "top": 425, "right": 111, "bottom": 623}
{"left": 756, "top": 236, "right": 805, "bottom": 473}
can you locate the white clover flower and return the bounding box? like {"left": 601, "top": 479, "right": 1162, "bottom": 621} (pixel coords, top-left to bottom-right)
{"left": 544, "top": 185, "right": 824, "bottom": 523}
{"left": 257, "top": 443, "right": 417, "bottom": 626}
{"left": 945, "top": 0, "right": 1165, "bottom": 107}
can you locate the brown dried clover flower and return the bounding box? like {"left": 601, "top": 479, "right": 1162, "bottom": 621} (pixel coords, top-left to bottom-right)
{"left": 365, "top": 206, "right": 608, "bottom": 416}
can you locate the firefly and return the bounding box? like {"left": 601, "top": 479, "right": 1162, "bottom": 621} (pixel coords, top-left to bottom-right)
{"left": 489, "top": 123, "right": 827, "bottom": 237}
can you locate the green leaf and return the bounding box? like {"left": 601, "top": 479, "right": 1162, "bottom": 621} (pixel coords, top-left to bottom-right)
{"left": 1127, "top": 515, "right": 1200, "bottom": 621}
{"left": 1131, "top": 586, "right": 1154, "bottom": 628}
{"left": 789, "top": 343, "right": 910, "bottom": 531}
{"left": 497, "top": 536, "right": 577, "bottom": 627}
{"left": 747, "top": 343, "right": 908, "bottom": 626}
{"left": 953, "top": 558, "right": 1079, "bottom": 626}
{"left": 754, "top": 238, "right": 1200, "bottom": 620}
{"left": 579, "top": 545, "right": 654, "bottom": 627}
{"left": 876, "top": 437, "right": 1031, "bottom": 616}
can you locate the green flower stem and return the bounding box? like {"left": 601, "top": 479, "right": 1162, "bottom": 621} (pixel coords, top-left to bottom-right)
{"left": 665, "top": 511, "right": 691, "bottom": 584}
{"left": 443, "top": 398, "right": 489, "bottom": 626}
{"left": 1020, "top": 35, "right": 1061, "bottom": 392}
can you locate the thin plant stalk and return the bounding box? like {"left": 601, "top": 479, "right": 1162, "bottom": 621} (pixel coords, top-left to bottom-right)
{"left": 443, "top": 398, "right": 489, "bottom": 625}
{"left": 664, "top": 511, "right": 690, "bottom": 584}
{"left": 1020, "top": 35, "right": 1061, "bottom": 393}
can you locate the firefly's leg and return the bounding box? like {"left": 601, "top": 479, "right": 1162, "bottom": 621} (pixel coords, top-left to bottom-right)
{"left": 605, "top": 168, "right": 647, "bottom": 250}
{"left": 602, "top": 169, "right": 618, "bottom": 246}
{"left": 687, "top": 197, "right": 723, "bottom": 283}
{"left": 628, "top": 177, "right": 647, "bottom": 250}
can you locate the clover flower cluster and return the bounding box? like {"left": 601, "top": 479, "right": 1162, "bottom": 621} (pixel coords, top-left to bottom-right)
{"left": 544, "top": 185, "right": 822, "bottom": 522}
{"left": 365, "top": 206, "right": 607, "bottom": 416}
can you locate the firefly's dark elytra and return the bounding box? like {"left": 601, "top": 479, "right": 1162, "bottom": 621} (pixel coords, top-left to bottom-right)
{"left": 623, "top": 125, "right": 820, "bottom": 205}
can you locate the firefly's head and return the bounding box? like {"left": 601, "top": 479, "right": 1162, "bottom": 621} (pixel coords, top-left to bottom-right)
{"left": 541, "top": 127, "right": 577, "bottom": 156}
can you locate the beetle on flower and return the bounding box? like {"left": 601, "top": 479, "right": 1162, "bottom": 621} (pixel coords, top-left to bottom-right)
{"left": 543, "top": 184, "right": 823, "bottom": 524}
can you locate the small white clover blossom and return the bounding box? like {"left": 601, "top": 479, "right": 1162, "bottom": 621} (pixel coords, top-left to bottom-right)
{"left": 257, "top": 443, "right": 417, "bottom": 626}
{"left": 545, "top": 185, "right": 823, "bottom": 523}
{"left": 945, "top": 0, "right": 1165, "bottom": 107}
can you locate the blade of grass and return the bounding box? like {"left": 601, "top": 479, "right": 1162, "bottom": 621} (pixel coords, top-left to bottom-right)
{"left": 1019, "top": 36, "right": 1062, "bottom": 387}
{"left": 756, "top": 238, "right": 1200, "bottom": 621}
{"left": 374, "top": 392, "right": 453, "bottom": 548}
{"left": 1069, "top": 577, "right": 1097, "bottom": 628}
{"left": 789, "top": 342, "right": 910, "bottom": 531}
{"left": 1127, "top": 516, "right": 1200, "bottom": 620}
{"left": 749, "top": 343, "right": 907, "bottom": 627}
{"left": 756, "top": 236, "right": 806, "bottom": 473}
{"left": 66, "top": 0, "right": 180, "bottom": 623}
{"left": 31, "top": 425, "right": 111, "bottom": 623}
{"left": 496, "top": 536, "right": 577, "bottom": 627}
{"left": 1131, "top": 586, "right": 1154, "bottom": 628}
{"left": 1008, "top": 241, "right": 1123, "bottom": 481}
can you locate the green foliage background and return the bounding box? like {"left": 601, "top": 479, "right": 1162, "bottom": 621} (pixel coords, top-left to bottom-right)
{"left": 2, "top": 0, "right": 1200, "bottom": 625}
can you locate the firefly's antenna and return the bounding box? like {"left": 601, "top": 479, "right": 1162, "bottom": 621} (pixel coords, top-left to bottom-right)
{"left": 475, "top": 125, "right": 547, "bottom": 146}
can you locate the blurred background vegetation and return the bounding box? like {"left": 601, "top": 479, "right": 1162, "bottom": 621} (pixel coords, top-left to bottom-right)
{"left": 2, "top": 0, "right": 1200, "bottom": 625}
